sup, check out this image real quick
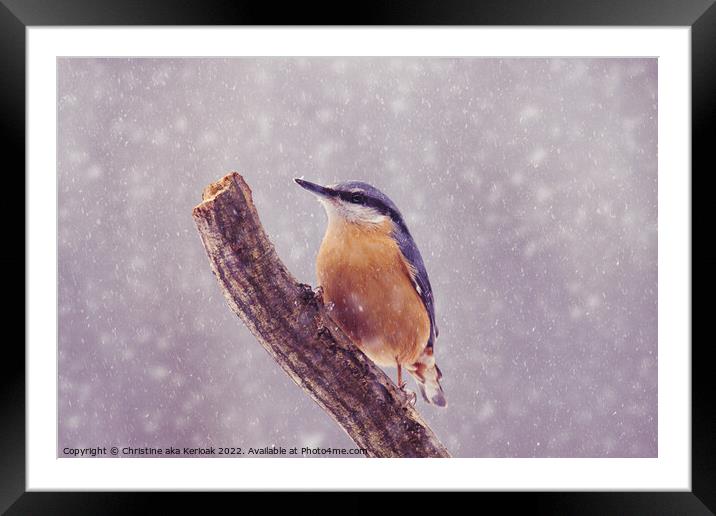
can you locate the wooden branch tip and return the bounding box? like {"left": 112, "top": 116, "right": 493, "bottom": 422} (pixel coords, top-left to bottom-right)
{"left": 193, "top": 171, "right": 450, "bottom": 458}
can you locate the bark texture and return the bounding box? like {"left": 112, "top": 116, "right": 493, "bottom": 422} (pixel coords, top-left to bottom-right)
{"left": 192, "top": 172, "right": 450, "bottom": 458}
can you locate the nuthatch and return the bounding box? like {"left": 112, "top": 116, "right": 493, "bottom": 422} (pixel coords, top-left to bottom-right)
{"left": 295, "top": 178, "right": 446, "bottom": 407}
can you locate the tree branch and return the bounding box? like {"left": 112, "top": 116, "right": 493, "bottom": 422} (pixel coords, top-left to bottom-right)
{"left": 192, "top": 172, "right": 450, "bottom": 458}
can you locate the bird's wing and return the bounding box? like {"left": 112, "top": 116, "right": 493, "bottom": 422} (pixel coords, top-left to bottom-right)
{"left": 393, "top": 223, "right": 438, "bottom": 349}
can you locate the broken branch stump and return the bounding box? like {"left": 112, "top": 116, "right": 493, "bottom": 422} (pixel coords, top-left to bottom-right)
{"left": 192, "top": 172, "right": 450, "bottom": 458}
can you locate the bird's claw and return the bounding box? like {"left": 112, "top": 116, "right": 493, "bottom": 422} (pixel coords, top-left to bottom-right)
{"left": 401, "top": 388, "right": 417, "bottom": 407}
{"left": 299, "top": 283, "right": 315, "bottom": 302}
{"left": 299, "top": 284, "right": 329, "bottom": 309}
{"left": 314, "top": 287, "right": 335, "bottom": 311}
{"left": 397, "top": 378, "right": 416, "bottom": 406}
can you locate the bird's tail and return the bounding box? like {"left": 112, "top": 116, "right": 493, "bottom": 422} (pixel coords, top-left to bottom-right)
{"left": 407, "top": 347, "right": 447, "bottom": 408}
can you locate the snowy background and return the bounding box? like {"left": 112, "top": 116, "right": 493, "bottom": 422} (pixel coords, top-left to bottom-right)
{"left": 58, "top": 58, "right": 657, "bottom": 457}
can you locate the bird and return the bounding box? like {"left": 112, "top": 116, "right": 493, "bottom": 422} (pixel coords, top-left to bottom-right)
{"left": 295, "top": 178, "right": 446, "bottom": 407}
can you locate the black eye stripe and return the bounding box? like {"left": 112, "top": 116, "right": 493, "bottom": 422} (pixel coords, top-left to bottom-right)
{"left": 338, "top": 191, "right": 365, "bottom": 204}
{"left": 337, "top": 190, "right": 402, "bottom": 222}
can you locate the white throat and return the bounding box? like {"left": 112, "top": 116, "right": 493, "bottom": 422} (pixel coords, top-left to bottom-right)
{"left": 320, "top": 198, "right": 388, "bottom": 225}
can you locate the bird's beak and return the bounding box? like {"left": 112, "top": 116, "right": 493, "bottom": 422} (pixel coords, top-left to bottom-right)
{"left": 294, "top": 178, "right": 336, "bottom": 199}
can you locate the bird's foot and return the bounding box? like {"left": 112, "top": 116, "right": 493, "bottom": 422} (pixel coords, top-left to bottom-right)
{"left": 400, "top": 388, "right": 417, "bottom": 407}
{"left": 314, "top": 286, "right": 335, "bottom": 311}
{"left": 299, "top": 283, "right": 315, "bottom": 302}
{"left": 299, "top": 284, "right": 331, "bottom": 309}
{"left": 313, "top": 285, "right": 328, "bottom": 306}
{"left": 398, "top": 379, "right": 416, "bottom": 407}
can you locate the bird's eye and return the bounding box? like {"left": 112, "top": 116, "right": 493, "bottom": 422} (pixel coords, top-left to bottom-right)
{"left": 351, "top": 192, "right": 364, "bottom": 204}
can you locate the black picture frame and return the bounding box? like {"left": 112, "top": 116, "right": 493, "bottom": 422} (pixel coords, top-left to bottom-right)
{"left": 3, "top": 0, "right": 710, "bottom": 512}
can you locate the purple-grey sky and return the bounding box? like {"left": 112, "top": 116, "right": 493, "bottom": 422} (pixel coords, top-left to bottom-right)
{"left": 58, "top": 58, "right": 657, "bottom": 457}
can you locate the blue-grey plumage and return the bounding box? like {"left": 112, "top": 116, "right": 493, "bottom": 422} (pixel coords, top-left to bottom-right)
{"left": 295, "top": 178, "right": 446, "bottom": 407}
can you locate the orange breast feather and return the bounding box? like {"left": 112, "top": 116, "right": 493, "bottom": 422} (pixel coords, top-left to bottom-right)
{"left": 316, "top": 219, "right": 431, "bottom": 367}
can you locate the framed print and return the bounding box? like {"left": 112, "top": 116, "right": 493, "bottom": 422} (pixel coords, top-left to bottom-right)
{"left": 5, "top": 0, "right": 711, "bottom": 512}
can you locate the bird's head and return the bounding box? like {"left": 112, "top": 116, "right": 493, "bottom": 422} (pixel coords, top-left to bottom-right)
{"left": 294, "top": 178, "right": 403, "bottom": 227}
